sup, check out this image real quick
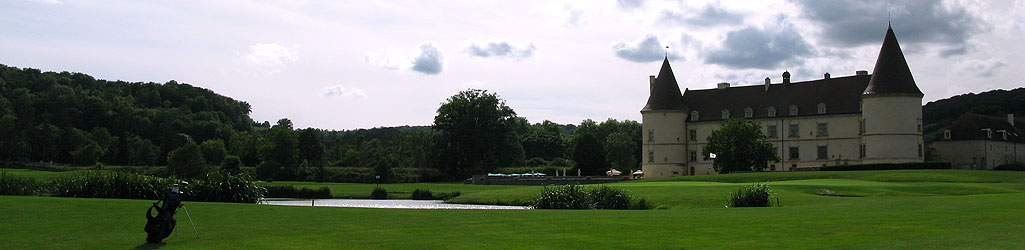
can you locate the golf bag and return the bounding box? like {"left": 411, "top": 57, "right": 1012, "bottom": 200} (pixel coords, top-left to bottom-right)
{"left": 144, "top": 184, "right": 183, "bottom": 243}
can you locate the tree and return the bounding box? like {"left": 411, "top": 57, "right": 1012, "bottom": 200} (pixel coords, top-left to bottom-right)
{"left": 522, "top": 129, "right": 565, "bottom": 160}
{"left": 257, "top": 118, "right": 299, "bottom": 180}
{"left": 229, "top": 132, "right": 261, "bottom": 166}
{"left": 220, "top": 155, "right": 242, "bottom": 175}
{"left": 199, "top": 139, "right": 227, "bottom": 165}
{"left": 71, "top": 141, "right": 104, "bottom": 166}
{"left": 702, "top": 119, "right": 779, "bottom": 174}
{"left": 167, "top": 142, "right": 207, "bottom": 179}
{"left": 126, "top": 135, "right": 160, "bottom": 166}
{"left": 297, "top": 128, "right": 325, "bottom": 167}
{"left": 572, "top": 133, "right": 608, "bottom": 176}
{"left": 433, "top": 89, "right": 523, "bottom": 179}
{"left": 604, "top": 131, "right": 636, "bottom": 172}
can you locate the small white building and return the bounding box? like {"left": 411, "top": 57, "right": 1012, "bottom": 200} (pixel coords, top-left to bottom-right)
{"left": 932, "top": 113, "right": 1025, "bottom": 169}
{"left": 641, "top": 26, "right": 925, "bottom": 177}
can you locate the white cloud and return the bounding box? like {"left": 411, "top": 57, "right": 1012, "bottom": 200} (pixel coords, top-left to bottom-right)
{"left": 322, "top": 84, "right": 367, "bottom": 99}
{"left": 365, "top": 41, "right": 445, "bottom": 75}
{"left": 243, "top": 43, "right": 298, "bottom": 69}
{"left": 462, "top": 40, "right": 536, "bottom": 60}
{"left": 611, "top": 34, "right": 682, "bottom": 63}
{"left": 956, "top": 58, "right": 1007, "bottom": 77}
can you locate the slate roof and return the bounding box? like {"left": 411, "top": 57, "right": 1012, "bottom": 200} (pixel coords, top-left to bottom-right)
{"left": 941, "top": 113, "right": 1025, "bottom": 143}
{"left": 642, "top": 57, "right": 686, "bottom": 111}
{"left": 864, "top": 25, "right": 923, "bottom": 97}
{"left": 682, "top": 75, "right": 871, "bottom": 122}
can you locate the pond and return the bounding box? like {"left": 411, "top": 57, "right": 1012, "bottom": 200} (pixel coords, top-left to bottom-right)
{"left": 260, "top": 199, "right": 528, "bottom": 210}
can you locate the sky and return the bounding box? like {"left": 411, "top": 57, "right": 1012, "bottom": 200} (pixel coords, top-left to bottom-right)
{"left": 2, "top": 0, "right": 1023, "bottom": 130}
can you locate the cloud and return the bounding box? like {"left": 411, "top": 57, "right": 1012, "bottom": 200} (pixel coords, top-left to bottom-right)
{"left": 322, "top": 85, "right": 367, "bottom": 99}
{"left": 658, "top": 5, "right": 743, "bottom": 26}
{"left": 793, "top": 0, "right": 985, "bottom": 53}
{"left": 957, "top": 59, "right": 1007, "bottom": 77}
{"left": 365, "top": 41, "right": 445, "bottom": 75}
{"left": 611, "top": 34, "right": 682, "bottom": 63}
{"left": 616, "top": 0, "right": 644, "bottom": 10}
{"left": 462, "top": 40, "right": 536, "bottom": 60}
{"left": 564, "top": 7, "right": 585, "bottom": 28}
{"left": 703, "top": 18, "right": 813, "bottom": 70}
{"left": 243, "top": 43, "right": 298, "bottom": 70}
{"left": 411, "top": 42, "right": 444, "bottom": 75}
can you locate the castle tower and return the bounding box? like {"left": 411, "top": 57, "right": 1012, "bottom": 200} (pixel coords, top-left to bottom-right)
{"left": 641, "top": 57, "right": 688, "bottom": 177}
{"left": 860, "top": 25, "right": 925, "bottom": 164}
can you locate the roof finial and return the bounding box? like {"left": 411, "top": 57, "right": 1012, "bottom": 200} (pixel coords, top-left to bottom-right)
{"left": 888, "top": 11, "right": 891, "bottom": 27}
{"left": 664, "top": 46, "right": 669, "bottom": 58}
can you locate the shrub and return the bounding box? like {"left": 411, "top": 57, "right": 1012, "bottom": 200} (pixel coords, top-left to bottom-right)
{"left": 532, "top": 185, "right": 590, "bottom": 209}
{"left": 0, "top": 170, "right": 41, "bottom": 195}
{"left": 263, "top": 185, "right": 331, "bottom": 199}
{"left": 371, "top": 187, "right": 388, "bottom": 199}
{"left": 220, "top": 155, "right": 243, "bottom": 175}
{"left": 47, "top": 171, "right": 265, "bottom": 203}
{"left": 526, "top": 157, "right": 547, "bottom": 167}
{"left": 549, "top": 158, "right": 572, "bottom": 167}
{"left": 187, "top": 173, "right": 266, "bottom": 203}
{"left": 995, "top": 162, "right": 1025, "bottom": 171}
{"left": 727, "top": 182, "right": 773, "bottom": 207}
{"left": 167, "top": 143, "right": 208, "bottom": 179}
{"left": 630, "top": 198, "right": 652, "bottom": 210}
{"left": 589, "top": 185, "right": 631, "bottom": 209}
{"left": 434, "top": 191, "right": 461, "bottom": 200}
{"left": 412, "top": 189, "right": 435, "bottom": 200}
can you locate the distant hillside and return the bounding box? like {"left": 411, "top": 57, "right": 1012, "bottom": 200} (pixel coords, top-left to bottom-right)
{"left": 923, "top": 87, "right": 1025, "bottom": 143}
{"left": 0, "top": 64, "right": 254, "bottom": 165}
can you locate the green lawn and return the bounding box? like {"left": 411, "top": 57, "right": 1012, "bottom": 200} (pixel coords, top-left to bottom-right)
{"left": 3, "top": 169, "right": 1025, "bottom": 249}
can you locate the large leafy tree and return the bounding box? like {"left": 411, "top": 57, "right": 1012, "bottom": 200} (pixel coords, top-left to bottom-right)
{"left": 297, "top": 128, "right": 325, "bottom": 167}
{"left": 604, "top": 131, "right": 636, "bottom": 172}
{"left": 167, "top": 142, "right": 207, "bottom": 179}
{"left": 257, "top": 119, "right": 299, "bottom": 180}
{"left": 702, "top": 119, "right": 779, "bottom": 174}
{"left": 433, "top": 89, "right": 523, "bottom": 179}
{"left": 572, "top": 133, "right": 608, "bottom": 176}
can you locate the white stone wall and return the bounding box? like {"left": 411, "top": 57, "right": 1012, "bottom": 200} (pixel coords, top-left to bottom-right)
{"left": 934, "top": 140, "right": 1025, "bottom": 169}
{"left": 861, "top": 95, "right": 923, "bottom": 163}
{"left": 641, "top": 110, "right": 687, "bottom": 178}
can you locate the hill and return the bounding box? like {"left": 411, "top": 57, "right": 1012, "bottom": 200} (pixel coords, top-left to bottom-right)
{"left": 922, "top": 87, "right": 1025, "bottom": 142}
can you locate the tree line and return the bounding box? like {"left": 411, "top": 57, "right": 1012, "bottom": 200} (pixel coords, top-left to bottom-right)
{"left": 0, "top": 65, "right": 642, "bottom": 181}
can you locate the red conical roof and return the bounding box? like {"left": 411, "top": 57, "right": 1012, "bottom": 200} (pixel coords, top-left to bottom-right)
{"left": 642, "top": 57, "right": 686, "bottom": 111}
{"left": 864, "top": 25, "right": 923, "bottom": 97}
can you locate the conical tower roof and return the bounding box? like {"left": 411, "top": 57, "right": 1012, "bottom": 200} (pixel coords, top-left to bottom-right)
{"left": 864, "top": 25, "right": 923, "bottom": 97}
{"left": 642, "top": 57, "right": 686, "bottom": 111}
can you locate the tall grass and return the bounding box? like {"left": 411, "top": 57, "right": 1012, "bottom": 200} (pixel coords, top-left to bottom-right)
{"left": 727, "top": 182, "right": 773, "bottom": 207}
{"left": 47, "top": 171, "right": 265, "bottom": 203}
{"left": 531, "top": 185, "right": 648, "bottom": 209}
{"left": 0, "top": 170, "right": 41, "bottom": 195}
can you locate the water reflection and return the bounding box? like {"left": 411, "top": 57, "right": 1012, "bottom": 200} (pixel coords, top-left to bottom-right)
{"left": 261, "top": 199, "right": 528, "bottom": 210}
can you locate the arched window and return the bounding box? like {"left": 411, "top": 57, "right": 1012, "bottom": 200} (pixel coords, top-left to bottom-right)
{"left": 721, "top": 109, "right": 730, "bottom": 119}
{"left": 690, "top": 111, "right": 699, "bottom": 121}
{"left": 767, "top": 107, "right": 776, "bottom": 117}
{"left": 789, "top": 105, "right": 799, "bottom": 116}
{"left": 817, "top": 103, "right": 827, "bottom": 114}
{"left": 744, "top": 107, "right": 753, "bottom": 118}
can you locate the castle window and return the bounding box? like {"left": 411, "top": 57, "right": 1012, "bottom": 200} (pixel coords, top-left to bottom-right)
{"left": 918, "top": 143, "right": 923, "bottom": 157}
{"left": 789, "top": 147, "right": 800, "bottom": 160}
{"left": 817, "top": 146, "right": 828, "bottom": 159}
{"left": 817, "top": 103, "right": 827, "bottom": 114}
{"left": 767, "top": 125, "right": 778, "bottom": 138}
{"left": 744, "top": 107, "right": 753, "bottom": 118}
{"left": 789, "top": 105, "right": 799, "bottom": 116}
{"left": 689, "top": 151, "right": 697, "bottom": 162}
{"left": 789, "top": 124, "right": 799, "bottom": 137}
{"left": 721, "top": 109, "right": 730, "bottom": 119}
{"left": 817, "top": 123, "right": 828, "bottom": 137}
{"left": 648, "top": 129, "right": 654, "bottom": 142}
{"left": 917, "top": 118, "right": 923, "bottom": 132}
{"left": 767, "top": 107, "right": 776, "bottom": 117}
{"left": 860, "top": 144, "right": 866, "bottom": 158}
{"left": 648, "top": 151, "right": 654, "bottom": 163}
{"left": 689, "top": 129, "right": 697, "bottom": 141}
{"left": 859, "top": 119, "right": 866, "bottom": 134}
{"left": 943, "top": 130, "right": 951, "bottom": 140}
{"left": 691, "top": 111, "right": 699, "bottom": 121}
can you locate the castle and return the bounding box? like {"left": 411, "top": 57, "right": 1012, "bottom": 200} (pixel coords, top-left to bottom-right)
{"left": 641, "top": 26, "right": 924, "bottom": 177}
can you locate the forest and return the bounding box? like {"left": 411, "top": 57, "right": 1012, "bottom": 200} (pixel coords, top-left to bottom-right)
{"left": 922, "top": 87, "right": 1025, "bottom": 142}
{"left": 0, "top": 65, "right": 641, "bottom": 182}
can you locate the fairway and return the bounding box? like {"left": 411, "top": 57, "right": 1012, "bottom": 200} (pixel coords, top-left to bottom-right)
{"left": 3, "top": 170, "right": 1025, "bottom": 249}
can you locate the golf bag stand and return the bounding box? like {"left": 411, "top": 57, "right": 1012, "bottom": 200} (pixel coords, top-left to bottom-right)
{"left": 144, "top": 182, "right": 185, "bottom": 243}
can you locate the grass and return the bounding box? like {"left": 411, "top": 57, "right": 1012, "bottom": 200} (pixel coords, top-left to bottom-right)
{"left": 3, "top": 169, "right": 1025, "bottom": 249}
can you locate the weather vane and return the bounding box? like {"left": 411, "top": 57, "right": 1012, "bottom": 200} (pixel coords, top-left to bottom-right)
{"left": 665, "top": 46, "right": 669, "bottom": 57}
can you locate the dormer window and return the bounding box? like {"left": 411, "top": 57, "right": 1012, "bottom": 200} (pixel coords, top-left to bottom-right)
{"left": 767, "top": 107, "right": 776, "bottom": 117}
{"left": 690, "top": 111, "right": 699, "bottom": 121}
{"left": 817, "top": 103, "right": 826, "bottom": 114}
{"left": 721, "top": 109, "right": 730, "bottom": 119}
{"left": 744, "top": 107, "right": 753, "bottom": 118}
{"left": 943, "top": 130, "right": 951, "bottom": 140}
{"left": 789, "top": 105, "right": 799, "bottom": 116}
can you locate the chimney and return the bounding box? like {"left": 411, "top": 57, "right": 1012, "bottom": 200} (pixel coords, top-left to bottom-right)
{"left": 782, "top": 71, "right": 791, "bottom": 84}
{"left": 649, "top": 75, "right": 656, "bottom": 94}
{"left": 1009, "top": 114, "right": 1015, "bottom": 125}
{"left": 717, "top": 82, "right": 729, "bottom": 89}
{"left": 824, "top": 72, "right": 831, "bottom": 79}
{"left": 856, "top": 70, "right": 868, "bottom": 76}
{"left": 764, "top": 77, "right": 771, "bottom": 91}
